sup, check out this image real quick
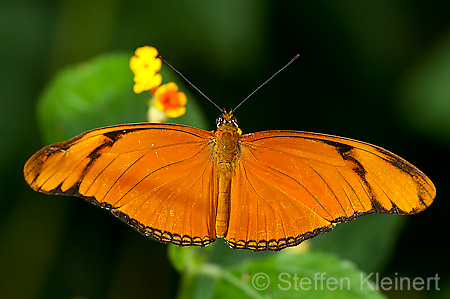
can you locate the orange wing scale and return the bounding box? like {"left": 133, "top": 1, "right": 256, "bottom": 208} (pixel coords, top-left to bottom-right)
{"left": 224, "top": 130, "right": 435, "bottom": 250}
{"left": 24, "top": 123, "right": 218, "bottom": 246}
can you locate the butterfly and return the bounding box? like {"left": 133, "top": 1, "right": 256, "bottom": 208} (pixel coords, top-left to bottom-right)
{"left": 23, "top": 55, "right": 436, "bottom": 251}
{"left": 23, "top": 108, "right": 435, "bottom": 251}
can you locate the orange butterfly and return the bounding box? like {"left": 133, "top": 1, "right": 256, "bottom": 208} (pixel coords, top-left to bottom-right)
{"left": 23, "top": 110, "right": 435, "bottom": 251}
{"left": 23, "top": 58, "right": 436, "bottom": 251}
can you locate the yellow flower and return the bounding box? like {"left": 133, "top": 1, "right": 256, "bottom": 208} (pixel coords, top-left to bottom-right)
{"left": 154, "top": 82, "right": 187, "bottom": 118}
{"left": 130, "top": 45, "right": 188, "bottom": 120}
{"left": 130, "top": 46, "right": 162, "bottom": 93}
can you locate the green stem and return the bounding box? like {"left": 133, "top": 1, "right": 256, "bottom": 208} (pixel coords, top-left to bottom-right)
{"left": 198, "top": 264, "right": 264, "bottom": 299}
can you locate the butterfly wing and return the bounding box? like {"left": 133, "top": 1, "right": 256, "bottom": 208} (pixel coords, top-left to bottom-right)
{"left": 24, "top": 123, "right": 218, "bottom": 246}
{"left": 225, "top": 130, "right": 436, "bottom": 251}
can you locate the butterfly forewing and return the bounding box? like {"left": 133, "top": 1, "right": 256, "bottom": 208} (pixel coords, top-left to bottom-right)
{"left": 24, "top": 123, "right": 218, "bottom": 246}
{"left": 223, "top": 130, "right": 435, "bottom": 251}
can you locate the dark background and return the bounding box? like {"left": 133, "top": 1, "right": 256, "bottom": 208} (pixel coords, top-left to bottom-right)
{"left": 1, "top": 1, "right": 449, "bottom": 298}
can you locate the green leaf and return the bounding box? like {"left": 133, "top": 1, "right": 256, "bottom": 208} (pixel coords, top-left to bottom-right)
{"left": 37, "top": 53, "right": 208, "bottom": 144}
{"left": 171, "top": 247, "right": 385, "bottom": 299}
{"left": 310, "top": 214, "right": 405, "bottom": 273}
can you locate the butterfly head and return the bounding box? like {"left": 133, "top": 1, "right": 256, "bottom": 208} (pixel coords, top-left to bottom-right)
{"left": 216, "top": 110, "right": 239, "bottom": 128}
{"left": 215, "top": 110, "right": 242, "bottom": 135}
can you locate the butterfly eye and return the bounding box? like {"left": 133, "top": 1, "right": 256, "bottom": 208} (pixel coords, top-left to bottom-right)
{"left": 231, "top": 115, "right": 239, "bottom": 127}
{"left": 216, "top": 116, "right": 223, "bottom": 128}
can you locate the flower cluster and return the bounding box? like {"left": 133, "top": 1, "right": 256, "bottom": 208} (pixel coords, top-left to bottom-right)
{"left": 130, "top": 46, "right": 186, "bottom": 121}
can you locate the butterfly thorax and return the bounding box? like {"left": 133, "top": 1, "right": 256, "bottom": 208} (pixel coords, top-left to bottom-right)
{"left": 214, "top": 126, "right": 240, "bottom": 173}
{"left": 213, "top": 111, "right": 241, "bottom": 174}
{"left": 213, "top": 111, "right": 241, "bottom": 237}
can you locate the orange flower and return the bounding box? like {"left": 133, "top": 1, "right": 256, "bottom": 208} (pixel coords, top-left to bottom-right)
{"left": 130, "top": 46, "right": 162, "bottom": 93}
{"left": 147, "top": 98, "right": 169, "bottom": 123}
{"left": 154, "top": 82, "right": 187, "bottom": 118}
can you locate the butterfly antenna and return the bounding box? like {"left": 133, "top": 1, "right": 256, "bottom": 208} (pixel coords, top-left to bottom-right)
{"left": 232, "top": 54, "right": 300, "bottom": 113}
{"left": 159, "top": 56, "right": 223, "bottom": 112}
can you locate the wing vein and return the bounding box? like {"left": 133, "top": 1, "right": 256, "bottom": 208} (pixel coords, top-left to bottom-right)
{"left": 305, "top": 161, "right": 348, "bottom": 218}
{"left": 113, "top": 144, "right": 209, "bottom": 206}
{"left": 336, "top": 168, "right": 362, "bottom": 215}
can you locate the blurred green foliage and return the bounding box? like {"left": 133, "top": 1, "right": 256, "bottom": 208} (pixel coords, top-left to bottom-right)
{"left": 169, "top": 245, "right": 385, "bottom": 298}
{"left": 37, "top": 53, "right": 208, "bottom": 144}
{"left": 396, "top": 33, "right": 450, "bottom": 146}
{"left": 1, "top": 0, "right": 449, "bottom": 298}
